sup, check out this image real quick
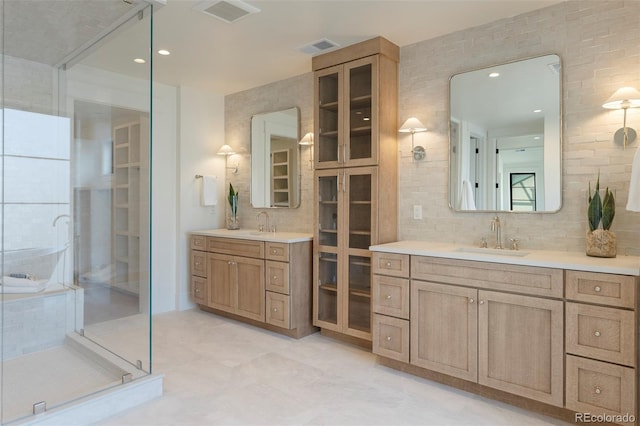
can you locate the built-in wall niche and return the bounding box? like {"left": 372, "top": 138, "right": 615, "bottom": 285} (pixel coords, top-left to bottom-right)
{"left": 449, "top": 54, "right": 561, "bottom": 212}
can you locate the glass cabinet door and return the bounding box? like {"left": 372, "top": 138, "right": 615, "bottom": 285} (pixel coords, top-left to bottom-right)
{"left": 315, "top": 65, "right": 342, "bottom": 169}
{"left": 316, "top": 172, "right": 340, "bottom": 248}
{"left": 316, "top": 251, "right": 339, "bottom": 327}
{"left": 345, "top": 56, "right": 378, "bottom": 167}
{"left": 347, "top": 254, "right": 372, "bottom": 335}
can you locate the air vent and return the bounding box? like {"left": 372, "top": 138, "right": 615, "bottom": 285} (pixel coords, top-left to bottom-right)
{"left": 299, "top": 38, "right": 340, "bottom": 55}
{"left": 194, "top": 0, "right": 260, "bottom": 24}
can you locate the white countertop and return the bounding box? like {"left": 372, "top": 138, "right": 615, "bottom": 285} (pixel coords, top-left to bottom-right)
{"left": 370, "top": 240, "right": 640, "bottom": 276}
{"left": 191, "top": 228, "right": 313, "bottom": 244}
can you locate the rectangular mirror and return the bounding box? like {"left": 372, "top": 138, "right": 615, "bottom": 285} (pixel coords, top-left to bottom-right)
{"left": 251, "top": 107, "right": 301, "bottom": 208}
{"left": 449, "top": 54, "right": 562, "bottom": 212}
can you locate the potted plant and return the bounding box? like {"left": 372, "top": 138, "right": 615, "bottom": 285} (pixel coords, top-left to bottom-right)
{"left": 227, "top": 183, "right": 240, "bottom": 230}
{"left": 586, "top": 173, "right": 616, "bottom": 257}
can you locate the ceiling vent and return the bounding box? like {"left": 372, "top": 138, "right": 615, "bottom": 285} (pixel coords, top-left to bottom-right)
{"left": 299, "top": 39, "right": 340, "bottom": 55}
{"left": 194, "top": 0, "right": 260, "bottom": 24}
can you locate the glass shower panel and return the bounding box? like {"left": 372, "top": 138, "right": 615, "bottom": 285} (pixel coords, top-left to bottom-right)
{"left": 1, "top": 1, "right": 153, "bottom": 423}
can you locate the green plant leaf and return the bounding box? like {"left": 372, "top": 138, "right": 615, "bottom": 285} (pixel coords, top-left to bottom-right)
{"left": 587, "top": 185, "right": 602, "bottom": 232}
{"left": 602, "top": 187, "right": 615, "bottom": 230}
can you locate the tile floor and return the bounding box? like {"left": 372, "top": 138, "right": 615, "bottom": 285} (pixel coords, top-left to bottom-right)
{"left": 97, "top": 309, "right": 571, "bottom": 426}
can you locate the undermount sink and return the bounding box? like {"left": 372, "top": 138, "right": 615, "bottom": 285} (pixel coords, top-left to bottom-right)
{"left": 454, "top": 247, "right": 530, "bottom": 257}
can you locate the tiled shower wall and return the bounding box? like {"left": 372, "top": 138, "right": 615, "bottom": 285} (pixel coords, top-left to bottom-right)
{"left": 225, "top": 0, "right": 640, "bottom": 254}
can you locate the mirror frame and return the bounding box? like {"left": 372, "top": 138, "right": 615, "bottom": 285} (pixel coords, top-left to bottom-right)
{"left": 250, "top": 106, "right": 301, "bottom": 209}
{"left": 448, "top": 54, "right": 563, "bottom": 213}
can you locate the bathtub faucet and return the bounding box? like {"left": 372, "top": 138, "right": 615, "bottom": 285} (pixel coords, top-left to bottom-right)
{"left": 52, "top": 214, "right": 70, "bottom": 227}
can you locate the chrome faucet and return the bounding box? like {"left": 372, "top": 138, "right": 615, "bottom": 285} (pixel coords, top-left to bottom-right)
{"left": 256, "top": 211, "right": 269, "bottom": 232}
{"left": 490, "top": 216, "right": 502, "bottom": 249}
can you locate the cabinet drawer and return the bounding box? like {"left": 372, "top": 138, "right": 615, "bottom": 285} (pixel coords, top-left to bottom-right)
{"left": 373, "top": 314, "right": 409, "bottom": 363}
{"left": 566, "top": 270, "right": 636, "bottom": 309}
{"left": 265, "top": 242, "right": 289, "bottom": 261}
{"left": 190, "top": 235, "right": 207, "bottom": 250}
{"left": 566, "top": 303, "right": 636, "bottom": 367}
{"left": 266, "top": 291, "right": 291, "bottom": 329}
{"left": 191, "top": 276, "right": 208, "bottom": 305}
{"left": 372, "top": 275, "right": 409, "bottom": 319}
{"left": 372, "top": 252, "right": 409, "bottom": 278}
{"left": 266, "top": 261, "right": 290, "bottom": 295}
{"left": 207, "top": 237, "right": 264, "bottom": 258}
{"left": 411, "top": 256, "right": 563, "bottom": 298}
{"left": 566, "top": 355, "right": 636, "bottom": 419}
{"left": 191, "top": 251, "right": 207, "bottom": 277}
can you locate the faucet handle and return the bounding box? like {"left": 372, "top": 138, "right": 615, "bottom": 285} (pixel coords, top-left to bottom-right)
{"left": 480, "top": 236, "right": 487, "bottom": 248}
{"left": 509, "top": 238, "right": 520, "bottom": 251}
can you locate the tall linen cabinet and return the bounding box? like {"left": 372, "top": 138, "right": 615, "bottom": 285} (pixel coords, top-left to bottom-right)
{"left": 312, "top": 37, "right": 398, "bottom": 342}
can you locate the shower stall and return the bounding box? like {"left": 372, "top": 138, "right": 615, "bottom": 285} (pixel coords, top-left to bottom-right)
{"left": 1, "top": 0, "right": 157, "bottom": 423}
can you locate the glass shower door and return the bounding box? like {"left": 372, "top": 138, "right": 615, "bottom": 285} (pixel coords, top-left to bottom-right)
{"left": 1, "top": 1, "right": 153, "bottom": 422}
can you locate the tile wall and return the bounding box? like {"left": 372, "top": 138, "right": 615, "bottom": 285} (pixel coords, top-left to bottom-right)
{"left": 224, "top": 0, "right": 640, "bottom": 254}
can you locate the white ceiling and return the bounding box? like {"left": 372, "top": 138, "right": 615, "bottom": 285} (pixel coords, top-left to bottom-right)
{"left": 78, "top": 0, "right": 563, "bottom": 95}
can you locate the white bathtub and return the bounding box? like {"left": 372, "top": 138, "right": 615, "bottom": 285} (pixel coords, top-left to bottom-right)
{"left": 2, "top": 246, "right": 67, "bottom": 293}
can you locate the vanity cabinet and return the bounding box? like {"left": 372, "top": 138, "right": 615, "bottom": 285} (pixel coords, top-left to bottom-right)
{"left": 312, "top": 37, "right": 398, "bottom": 343}
{"left": 370, "top": 245, "right": 640, "bottom": 425}
{"left": 190, "top": 233, "right": 315, "bottom": 338}
{"left": 408, "top": 256, "right": 564, "bottom": 407}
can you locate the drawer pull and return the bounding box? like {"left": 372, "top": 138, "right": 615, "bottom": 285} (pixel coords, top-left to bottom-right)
{"left": 386, "top": 295, "right": 392, "bottom": 300}
{"left": 273, "top": 275, "right": 278, "bottom": 280}
{"left": 386, "top": 262, "right": 392, "bottom": 267}
{"left": 469, "top": 298, "right": 474, "bottom": 304}
{"left": 195, "top": 289, "right": 200, "bottom": 293}
{"left": 272, "top": 249, "right": 278, "bottom": 254}
{"left": 273, "top": 308, "right": 278, "bottom": 312}
{"left": 594, "top": 286, "right": 601, "bottom": 292}
{"left": 594, "top": 331, "right": 601, "bottom": 337}
{"left": 386, "top": 336, "right": 392, "bottom": 341}
{"left": 594, "top": 386, "right": 601, "bottom": 395}
{"left": 195, "top": 262, "right": 201, "bottom": 267}
{"left": 479, "top": 300, "right": 485, "bottom": 305}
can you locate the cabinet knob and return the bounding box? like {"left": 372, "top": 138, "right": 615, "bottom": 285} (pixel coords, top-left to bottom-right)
{"left": 479, "top": 300, "right": 485, "bottom": 305}
{"left": 195, "top": 289, "right": 200, "bottom": 293}
{"left": 386, "top": 295, "right": 392, "bottom": 300}
{"left": 273, "top": 275, "right": 278, "bottom": 280}
{"left": 594, "top": 386, "right": 601, "bottom": 395}
{"left": 594, "top": 286, "right": 601, "bottom": 292}
{"left": 273, "top": 308, "right": 278, "bottom": 312}
{"left": 195, "top": 262, "right": 201, "bottom": 267}
{"left": 469, "top": 298, "right": 474, "bottom": 304}
{"left": 228, "top": 261, "right": 232, "bottom": 265}
{"left": 594, "top": 331, "right": 601, "bottom": 337}
{"left": 272, "top": 249, "right": 277, "bottom": 254}
{"left": 386, "top": 262, "right": 391, "bottom": 267}
{"left": 386, "top": 336, "right": 392, "bottom": 341}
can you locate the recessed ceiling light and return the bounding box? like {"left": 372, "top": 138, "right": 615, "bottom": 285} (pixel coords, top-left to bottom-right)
{"left": 533, "top": 109, "right": 542, "bottom": 113}
{"left": 158, "top": 49, "right": 170, "bottom": 56}
{"left": 134, "top": 58, "right": 146, "bottom": 64}
{"left": 489, "top": 72, "right": 500, "bottom": 78}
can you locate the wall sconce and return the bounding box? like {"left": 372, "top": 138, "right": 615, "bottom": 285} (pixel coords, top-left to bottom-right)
{"left": 298, "top": 132, "right": 314, "bottom": 169}
{"left": 217, "top": 144, "right": 238, "bottom": 173}
{"left": 399, "top": 117, "right": 428, "bottom": 160}
{"left": 602, "top": 86, "right": 640, "bottom": 149}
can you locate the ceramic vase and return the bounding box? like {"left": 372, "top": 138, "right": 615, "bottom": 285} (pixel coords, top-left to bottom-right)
{"left": 586, "top": 228, "right": 616, "bottom": 258}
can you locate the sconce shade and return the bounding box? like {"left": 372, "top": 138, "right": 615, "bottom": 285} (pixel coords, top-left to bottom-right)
{"left": 399, "top": 117, "right": 427, "bottom": 133}
{"left": 602, "top": 87, "right": 640, "bottom": 109}
{"left": 217, "top": 144, "right": 235, "bottom": 155}
{"left": 299, "top": 132, "right": 314, "bottom": 145}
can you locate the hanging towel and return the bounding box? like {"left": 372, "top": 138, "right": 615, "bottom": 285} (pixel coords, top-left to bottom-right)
{"left": 459, "top": 180, "right": 476, "bottom": 210}
{"left": 627, "top": 147, "right": 640, "bottom": 211}
{"left": 201, "top": 175, "right": 218, "bottom": 207}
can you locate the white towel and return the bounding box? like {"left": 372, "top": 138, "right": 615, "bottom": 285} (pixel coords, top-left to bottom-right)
{"left": 201, "top": 175, "right": 217, "bottom": 207}
{"left": 627, "top": 147, "right": 640, "bottom": 211}
{"left": 459, "top": 180, "right": 476, "bottom": 210}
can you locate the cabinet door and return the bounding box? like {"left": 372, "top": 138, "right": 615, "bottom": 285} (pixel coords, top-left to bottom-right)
{"left": 410, "top": 281, "right": 478, "bottom": 382}
{"left": 315, "top": 170, "right": 341, "bottom": 248}
{"left": 314, "top": 250, "right": 340, "bottom": 331}
{"left": 235, "top": 256, "right": 265, "bottom": 322}
{"left": 314, "top": 65, "right": 342, "bottom": 169}
{"left": 478, "top": 290, "right": 563, "bottom": 407}
{"left": 344, "top": 56, "right": 378, "bottom": 167}
{"left": 346, "top": 167, "right": 377, "bottom": 250}
{"left": 208, "top": 253, "right": 234, "bottom": 313}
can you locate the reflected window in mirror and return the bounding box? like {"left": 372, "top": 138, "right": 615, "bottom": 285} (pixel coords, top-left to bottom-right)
{"left": 449, "top": 54, "right": 561, "bottom": 212}
{"left": 250, "top": 107, "right": 301, "bottom": 208}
